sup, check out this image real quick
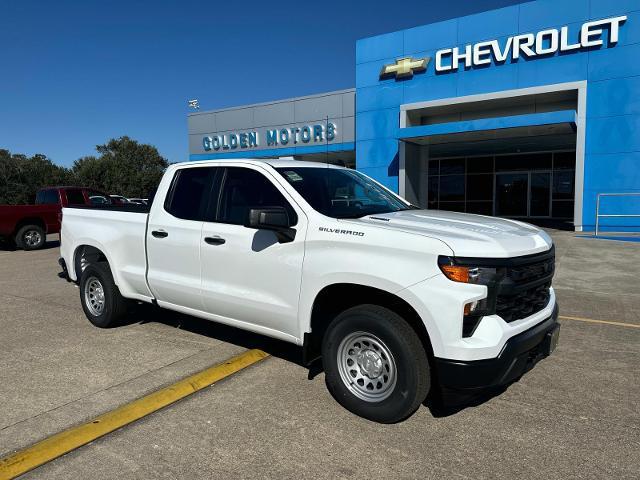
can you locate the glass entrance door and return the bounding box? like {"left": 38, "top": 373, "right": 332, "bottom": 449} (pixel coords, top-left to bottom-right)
{"left": 496, "top": 173, "right": 528, "bottom": 217}
{"left": 495, "top": 172, "right": 552, "bottom": 218}
{"left": 530, "top": 172, "right": 551, "bottom": 217}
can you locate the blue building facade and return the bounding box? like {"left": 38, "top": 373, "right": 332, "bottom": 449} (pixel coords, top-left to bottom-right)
{"left": 189, "top": 0, "right": 640, "bottom": 231}
{"left": 355, "top": 0, "right": 640, "bottom": 231}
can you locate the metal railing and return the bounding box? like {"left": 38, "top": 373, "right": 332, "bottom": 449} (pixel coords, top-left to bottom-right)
{"left": 595, "top": 192, "right": 640, "bottom": 236}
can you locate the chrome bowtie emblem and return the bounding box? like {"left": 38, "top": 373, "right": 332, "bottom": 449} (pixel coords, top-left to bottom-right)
{"left": 380, "top": 57, "right": 430, "bottom": 79}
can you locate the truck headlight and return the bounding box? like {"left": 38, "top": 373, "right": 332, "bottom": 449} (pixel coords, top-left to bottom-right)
{"left": 438, "top": 256, "right": 499, "bottom": 337}
{"left": 438, "top": 257, "right": 497, "bottom": 285}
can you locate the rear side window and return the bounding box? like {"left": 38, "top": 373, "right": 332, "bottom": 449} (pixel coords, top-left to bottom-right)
{"left": 65, "top": 189, "right": 86, "bottom": 205}
{"left": 164, "top": 167, "right": 216, "bottom": 221}
{"left": 35, "top": 189, "right": 60, "bottom": 205}
{"left": 218, "top": 167, "right": 297, "bottom": 225}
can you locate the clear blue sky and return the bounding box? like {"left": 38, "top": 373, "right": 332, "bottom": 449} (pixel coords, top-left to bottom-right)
{"left": 0, "top": 0, "right": 525, "bottom": 166}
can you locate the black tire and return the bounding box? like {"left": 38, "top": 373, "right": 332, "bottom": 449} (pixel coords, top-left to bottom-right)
{"left": 15, "top": 224, "right": 46, "bottom": 250}
{"left": 322, "top": 304, "right": 430, "bottom": 424}
{"left": 79, "top": 263, "right": 130, "bottom": 328}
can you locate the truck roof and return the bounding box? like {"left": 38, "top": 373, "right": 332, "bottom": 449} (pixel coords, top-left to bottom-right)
{"left": 174, "top": 159, "right": 346, "bottom": 170}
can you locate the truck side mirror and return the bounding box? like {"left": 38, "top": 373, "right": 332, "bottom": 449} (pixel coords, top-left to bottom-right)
{"left": 245, "top": 207, "right": 296, "bottom": 243}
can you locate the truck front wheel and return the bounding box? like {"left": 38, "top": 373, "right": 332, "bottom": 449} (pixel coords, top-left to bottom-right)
{"left": 322, "top": 304, "right": 430, "bottom": 423}
{"left": 79, "top": 263, "right": 129, "bottom": 328}
{"left": 15, "top": 225, "right": 45, "bottom": 250}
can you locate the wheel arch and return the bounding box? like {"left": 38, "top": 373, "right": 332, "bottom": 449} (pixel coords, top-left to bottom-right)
{"left": 13, "top": 217, "right": 46, "bottom": 236}
{"left": 303, "top": 283, "right": 434, "bottom": 367}
{"left": 73, "top": 244, "right": 111, "bottom": 282}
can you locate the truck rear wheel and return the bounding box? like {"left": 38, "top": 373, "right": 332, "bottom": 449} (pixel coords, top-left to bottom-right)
{"left": 321, "top": 304, "right": 430, "bottom": 423}
{"left": 79, "top": 263, "right": 129, "bottom": 328}
{"left": 15, "top": 225, "right": 45, "bottom": 250}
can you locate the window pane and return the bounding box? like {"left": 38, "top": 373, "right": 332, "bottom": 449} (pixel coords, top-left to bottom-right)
{"left": 466, "top": 201, "right": 493, "bottom": 215}
{"left": 530, "top": 173, "right": 551, "bottom": 217}
{"left": 37, "top": 190, "right": 59, "bottom": 205}
{"left": 428, "top": 176, "right": 439, "bottom": 203}
{"left": 439, "top": 201, "right": 465, "bottom": 213}
{"left": 65, "top": 189, "right": 85, "bottom": 205}
{"left": 276, "top": 167, "right": 406, "bottom": 219}
{"left": 554, "top": 152, "right": 575, "bottom": 170}
{"left": 220, "top": 168, "right": 296, "bottom": 225}
{"left": 496, "top": 153, "right": 552, "bottom": 171}
{"left": 466, "top": 174, "right": 493, "bottom": 201}
{"left": 467, "top": 156, "right": 493, "bottom": 174}
{"left": 553, "top": 171, "right": 575, "bottom": 200}
{"left": 496, "top": 173, "right": 528, "bottom": 216}
{"left": 440, "top": 158, "right": 465, "bottom": 175}
{"left": 553, "top": 200, "right": 574, "bottom": 218}
{"left": 428, "top": 160, "right": 439, "bottom": 176}
{"left": 165, "top": 167, "right": 215, "bottom": 221}
{"left": 439, "top": 175, "right": 465, "bottom": 201}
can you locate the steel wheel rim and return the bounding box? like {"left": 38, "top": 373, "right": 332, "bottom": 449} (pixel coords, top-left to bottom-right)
{"left": 337, "top": 331, "right": 397, "bottom": 403}
{"left": 24, "top": 230, "right": 42, "bottom": 247}
{"left": 84, "top": 276, "right": 105, "bottom": 316}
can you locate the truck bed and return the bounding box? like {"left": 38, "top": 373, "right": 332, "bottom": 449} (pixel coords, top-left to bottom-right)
{"left": 61, "top": 205, "right": 153, "bottom": 301}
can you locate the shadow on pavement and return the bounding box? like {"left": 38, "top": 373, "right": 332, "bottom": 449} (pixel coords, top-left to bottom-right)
{"left": 133, "top": 303, "right": 304, "bottom": 366}
{"left": 425, "top": 386, "right": 509, "bottom": 418}
{"left": 0, "top": 240, "right": 60, "bottom": 251}
{"left": 130, "top": 303, "right": 504, "bottom": 418}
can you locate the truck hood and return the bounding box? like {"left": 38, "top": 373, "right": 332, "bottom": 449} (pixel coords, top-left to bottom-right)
{"left": 347, "top": 210, "right": 553, "bottom": 258}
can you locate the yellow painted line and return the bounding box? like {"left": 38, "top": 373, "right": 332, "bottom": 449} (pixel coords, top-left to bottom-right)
{"left": 0, "top": 349, "right": 269, "bottom": 480}
{"left": 559, "top": 315, "right": 640, "bottom": 329}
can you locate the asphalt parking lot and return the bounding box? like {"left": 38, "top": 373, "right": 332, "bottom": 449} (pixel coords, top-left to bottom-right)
{"left": 1, "top": 231, "right": 639, "bottom": 479}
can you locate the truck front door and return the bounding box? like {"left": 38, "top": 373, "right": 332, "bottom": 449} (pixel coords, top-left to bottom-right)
{"left": 199, "top": 165, "right": 307, "bottom": 339}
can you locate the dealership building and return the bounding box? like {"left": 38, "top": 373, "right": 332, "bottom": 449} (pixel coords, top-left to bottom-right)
{"left": 188, "top": 0, "right": 640, "bottom": 232}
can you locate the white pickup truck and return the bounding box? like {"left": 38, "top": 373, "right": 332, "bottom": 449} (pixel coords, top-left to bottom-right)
{"left": 59, "top": 159, "right": 559, "bottom": 423}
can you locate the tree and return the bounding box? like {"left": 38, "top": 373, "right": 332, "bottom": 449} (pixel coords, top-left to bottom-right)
{"left": 0, "top": 137, "right": 168, "bottom": 205}
{"left": 0, "top": 150, "right": 75, "bottom": 204}
{"left": 72, "top": 136, "right": 169, "bottom": 198}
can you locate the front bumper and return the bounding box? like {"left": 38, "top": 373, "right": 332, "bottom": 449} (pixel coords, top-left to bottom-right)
{"left": 435, "top": 303, "right": 560, "bottom": 391}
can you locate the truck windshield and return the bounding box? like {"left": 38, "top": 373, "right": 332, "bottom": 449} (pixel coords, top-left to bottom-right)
{"left": 275, "top": 167, "right": 410, "bottom": 219}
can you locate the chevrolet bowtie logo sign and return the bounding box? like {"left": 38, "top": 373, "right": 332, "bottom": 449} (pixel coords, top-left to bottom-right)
{"left": 380, "top": 57, "right": 430, "bottom": 79}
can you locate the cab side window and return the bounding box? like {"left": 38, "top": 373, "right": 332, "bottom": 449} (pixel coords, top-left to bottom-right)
{"left": 65, "top": 189, "right": 86, "bottom": 205}
{"left": 36, "top": 189, "right": 60, "bottom": 205}
{"left": 164, "top": 167, "right": 217, "bottom": 221}
{"left": 218, "top": 167, "right": 297, "bottom": 226}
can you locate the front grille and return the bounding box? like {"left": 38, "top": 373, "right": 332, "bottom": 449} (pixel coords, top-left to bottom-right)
{"left": 495, "top": 248, "right": 555, "bottom": 323}
{"left": 496, "top": 281, "right": 551, "bottom": 322}
{"left": 507, "top": 257, "right": 555, "bottom": 284}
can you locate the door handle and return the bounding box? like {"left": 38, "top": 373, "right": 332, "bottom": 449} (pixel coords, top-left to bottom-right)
{"left": 204, "top": 236, "right": 226, "bottom": 245}
{"left": 151, "top": 230, "right": 168, "bottom": 238}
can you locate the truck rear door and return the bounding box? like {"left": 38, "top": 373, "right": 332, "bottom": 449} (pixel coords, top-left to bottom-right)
{"left": 146, "top": 166, "right": 218, "bottom": 310}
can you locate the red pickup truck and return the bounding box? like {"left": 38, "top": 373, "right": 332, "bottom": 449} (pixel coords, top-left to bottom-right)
{"left": 0, "top": 186, "right": 112, "bottom": 250}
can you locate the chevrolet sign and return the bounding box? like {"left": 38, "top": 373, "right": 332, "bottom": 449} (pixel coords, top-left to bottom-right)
{"left": 435, "top": 16, "right": 627, "bottom": 72}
